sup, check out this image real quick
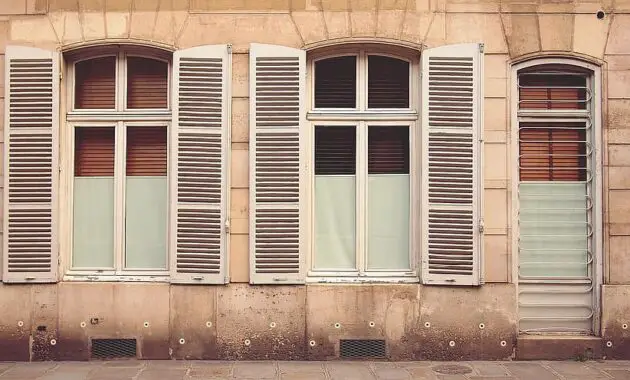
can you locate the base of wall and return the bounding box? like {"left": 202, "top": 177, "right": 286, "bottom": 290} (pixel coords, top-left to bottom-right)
{"left": 516, "top": 335, "right": 603, "bottom": 360}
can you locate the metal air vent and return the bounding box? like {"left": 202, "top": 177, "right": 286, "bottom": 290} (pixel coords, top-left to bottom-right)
{"left": 91, "top": 338, "right": 137, "bottom": 360}
{"left": 340, "top": 339, "right": 386, "bottom": 359}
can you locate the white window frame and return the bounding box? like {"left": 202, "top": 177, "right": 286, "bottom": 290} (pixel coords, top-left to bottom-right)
{"left": 61, "top": 47, "right": 173, "bottom": 282}
{"left": 510, "top": 57, "right": 603, "bottom": 333}
{"left": 306, "top": 46, "right": 420, "bottom": 282}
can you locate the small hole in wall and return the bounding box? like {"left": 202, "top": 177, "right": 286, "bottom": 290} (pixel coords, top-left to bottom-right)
{"left": 37, "top": 325, "right": 47, "bottom": 332}
{"left": 596, "top": 10, "right": 605, "bottom": 19}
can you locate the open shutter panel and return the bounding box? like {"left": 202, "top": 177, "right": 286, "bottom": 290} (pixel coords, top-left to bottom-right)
{"left": 3, "top": 46, "right": 59, "bottom": 283}
{"left": 170, "top": 45, "right": 230, "bottom": 284}
{"left": 421, "top": 43, "right": 484, "bottom": 286}
{"left": 249, "top": 43, "right": 305, "bottom": 284}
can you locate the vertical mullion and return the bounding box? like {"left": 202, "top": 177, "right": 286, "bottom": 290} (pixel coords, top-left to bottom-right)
{"left": 356, "top": 121, "right": 367, "bottom": 273}
{"left": 115, "top": 122, "right": 126, "bottom": 273}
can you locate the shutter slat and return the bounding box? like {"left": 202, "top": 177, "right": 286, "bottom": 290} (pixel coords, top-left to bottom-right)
{"left": 421, "top": 43, "right": 483, "bottom": 286}
{"left": 170, "top": 45, "right": 229, "bottom": 284}
{"left": 3, "top": 46, "right": 59, "bottom": 283}
{"left": 250, "top": 43, "right": 305, "bottom": 284}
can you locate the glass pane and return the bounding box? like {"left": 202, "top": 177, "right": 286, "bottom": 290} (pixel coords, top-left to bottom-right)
{"left": 367, "top": 126, "right": 410, "bottom": 270}
{"left": 73, "top": 127, "right": 115, "bottom": 268}
{"left": 519, "top": 183, "right": 589, "bottom": 278}
{"left": 125, "top": 126, "right": 168, "bottom": 269}
{"left": 75, "top": 56, "right": 116, "bottom": 109}
{"left": 314, "top": 126, "right": 356, "bottom": 270}
{"left": 368, "top": 55, "right": 410, "bottom": 109}
{"left": 73, "top": 178, "right": 115, "bottom": 268}
{"left": 314, "top": 56, "right": 356, "bottom": 108}
{"left": 127, "top": 57, "right": 168, "bottom": 109}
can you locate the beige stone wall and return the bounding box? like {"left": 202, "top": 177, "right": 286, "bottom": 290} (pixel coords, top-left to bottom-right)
{"left": 0, "top": 0, "right": 628, "bottom": 286}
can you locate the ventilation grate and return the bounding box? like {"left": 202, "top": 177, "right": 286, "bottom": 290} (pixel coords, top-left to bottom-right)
{"left": 340, "top": 339, "right": 386, "bottom": 359}
{"left": 91, "top": 339, "right": 137, "bottom": 360}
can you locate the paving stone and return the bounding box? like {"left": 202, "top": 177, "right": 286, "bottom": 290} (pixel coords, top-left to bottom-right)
{"left": 0, "top": 363, "right": 58, "bottom": 380}
{"left": 0, "top": 364, "right": 16, "bottom": 376}
{"left": 373, "top": 367, "right": 410, "bottom": 379}
{"left": 404, "top": 367, "right": 438, "bottom": 379}
{"left": 606, "top": 369, "right": 630, "bottom": 380}
{"left": 87, "top": 367, "right": 142, "bottom": 380}
{"left": 37, "top": 367, "right": 97, "bottom": 380}
{"left": 278, "top": 361, "right": 325, "bottom": 374}
{"left": 472, "top": 362, "right": 511, "bottom": 377}
{"left": 232, "top": 362, "right": 276, "bottom": 379}
{"left": 187, "top": 362, "right": 232, "bottom": 378}
{"left": 327, "top": 362, "right": 377, "bottom": 380}
{"left": 468, "top": 377, "right": 516, "bottom": 380}
{"left": 137, "top": 369, "right": 188, "bottom": 380}
{"left": 545, "top": 362, "right": 610, "bottom": 379}
{"left": 503, "top": 363, "right": 559, "bottom": 380}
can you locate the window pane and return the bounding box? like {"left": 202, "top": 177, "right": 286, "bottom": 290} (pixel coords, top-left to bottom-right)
{"left": 73, "top": 127, "right": 115, "bottom": 268}
{"left": 127, "top": 57, "right": 168, "bottom": 109}
{"left": 314, "top": 126, "right": 356, "bottom": 270}
{"left": 367, "top": 126, "right": 410, "bottom": 270}
{"left": 519, "top": 73, "right": 587, "bottom": 110}
{"left": 519, "top": 123, "right": 586, "bottom": 181}
{"left": 125, "top": 127, "right": 168, "bottom": 269}
{"left": 314, "top": 56, "right": 356, "bottom": 108}
{"left": 368, "top": 55, "right": 410, "bottom": 109}
{"left": 75, "top": 57, "right": 116, "bottom": 109}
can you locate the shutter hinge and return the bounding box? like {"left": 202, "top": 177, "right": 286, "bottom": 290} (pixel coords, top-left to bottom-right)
{"left": 59, "top": 71, "right": 63, "bottom": 81}
{"left": 224, "top": 218, "right": 231, "bottom": 234}
{"left": 478, "top": 43, "right": 485, "bottom": 53}
{"left": 227, "top": 44, "right": 233, "bottom": 54}
{"left": 478, "top": 219, "right": 485, "bottom": 233}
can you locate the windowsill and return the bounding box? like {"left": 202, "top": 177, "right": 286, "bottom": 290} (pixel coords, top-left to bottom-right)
{"left": 67, "top": 110, "right": 172, "bottom": 122}
{"left": 63, "top": 274, "right": 171, "bottom": 283}
{"left": 307, "top": 110, "right": 418, "bottom": 121}
{"left": 306, "top": 271, "right": 419, "bottom": 284}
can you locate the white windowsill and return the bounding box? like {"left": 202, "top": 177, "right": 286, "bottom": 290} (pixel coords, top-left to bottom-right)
{"left": 63, "top": 274, "right": 171, "bottom": 283}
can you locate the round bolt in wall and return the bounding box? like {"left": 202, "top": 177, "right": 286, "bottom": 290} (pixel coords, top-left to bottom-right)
{"left": 449, "top": 340, "right": 456, "bottom": 347}
{"left": 143, "top": 322, "right": 150, "bottom": 328}
{"left": 17, "top": 321, "right": 24, "bottom": 327}
{"left": 244, "top": 339, "right": 251, "bottom": 346}
{"left": 424, "top": 322, "right": 431, "bottom": 328}
{"left": 623, "top": 323, "right": 628, "bottom": 330}
{"left": 179, "top": 338, "right": 186, "bottom": 345}
{"left": 607, "top": 341, "right": 613, "bottom": 348}
{"left": 478, "top": 323, "right": 485, "bottom": 330}
{"left": 334, "top": 323, "right": 341, "bottom": 329}
{"left": 50, "top": 339, "right": 57, "bottom": 346}
{"left": 269, "top": 322, "right": 276, "bottom": 328}
{"left": 80, "top": 322, "right": 87, "bottom": 328}
{"left": 206, "top": 321, "right": 213, "bottom": 328}
{"left": 309, "top": 340, "right": 317, "bottom": 347}
{"left": 500, "top": 340, "right": 507, "bottom": 347}
{"left": 369, "top": 321, "right": 375, "bottom": 328}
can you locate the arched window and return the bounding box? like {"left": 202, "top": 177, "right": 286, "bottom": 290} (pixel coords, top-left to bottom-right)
{"left": 66, "top": 47, "right": 171, "bottom": 274}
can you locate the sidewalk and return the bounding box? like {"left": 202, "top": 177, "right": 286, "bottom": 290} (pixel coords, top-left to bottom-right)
{"left": 0, "top": 360, "right": 629, "bottom": 380}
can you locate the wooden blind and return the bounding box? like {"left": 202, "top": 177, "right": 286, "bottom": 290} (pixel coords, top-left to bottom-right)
{"left": 368, "top": 126, "right": 409, "bottom": 174}
{"left": 314, "top": 126, "right": 356, "bottom": 175}
{"left": 74, "top": 127, "right": 115, "bottom": 177}
{"left": 519, "top": 74, "right": 587, "bottom": 110}
{"left": 127, "top": 57, "right": 168, "bottom": 109}
{"left": 75, "top": 56, "right": 116, "bottom": 109}
{"left": 368, "top": 56, "right": 410, "bottom": 109}
{"left": 519, "top": 125, "right": 586, "bottom": 181}
{"left": 126, "top": 127, "right": 167, "bottom": 176}
{"left": 314, "top": 56, "right": 356, "bottom": 108}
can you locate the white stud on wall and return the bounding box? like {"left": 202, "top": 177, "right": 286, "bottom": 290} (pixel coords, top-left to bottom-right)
{"left": 449, "top": 341, "right": 456, "bottom": 347}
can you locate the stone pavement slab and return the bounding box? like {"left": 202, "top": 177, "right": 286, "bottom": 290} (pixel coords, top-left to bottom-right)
{"left": 0, "top": 360, "right": 625, "bottom": 379}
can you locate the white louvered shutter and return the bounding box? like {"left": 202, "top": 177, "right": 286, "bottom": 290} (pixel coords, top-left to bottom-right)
{"left": 421, "top": 43, "right": 484, "bottom": 286}
{"left": 249, "top": 43, "right": 305, "bottom": 284}
{"left": 170, "top": 45, "right": 230, "bottom": 284}
{"left": 3, "top": 46, "right": 59, "bottom": 283}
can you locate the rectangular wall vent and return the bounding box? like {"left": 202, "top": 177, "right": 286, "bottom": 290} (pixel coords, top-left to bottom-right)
{"left": 340, "top": 339, "right": 386, "bottom": 359}
{"left": 91, "top": 338, "right": 137, "bottom": 360}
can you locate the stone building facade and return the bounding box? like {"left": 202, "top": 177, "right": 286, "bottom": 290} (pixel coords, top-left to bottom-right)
{"left": 0, "top": 0, "right": 629, "bottom": 361}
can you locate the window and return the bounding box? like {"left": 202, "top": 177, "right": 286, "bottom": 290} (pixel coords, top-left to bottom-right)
{"left": 515, "top": 61, "right": 600, "bottom": 334}
{"left": 67, "top": 48, "right": 171, "bottom": 275}
{"left": 308, "top": 48, "right": 417, "bottom": 278}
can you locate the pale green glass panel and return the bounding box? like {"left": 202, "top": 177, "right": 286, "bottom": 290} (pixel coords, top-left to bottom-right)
{"left": 73, "top": 177, "right": 115, "bottom": 268}
{"left": 125, "top": 177, "right": 168, "bottom": 269}
{"left": 367, "top": 174, "right": 410, "bottom": 270}
{"left": 519, "top": 183, "right": 589, "bottom": 278}
{"left": 314, "top": 176, "right": 356, "bottom": 270}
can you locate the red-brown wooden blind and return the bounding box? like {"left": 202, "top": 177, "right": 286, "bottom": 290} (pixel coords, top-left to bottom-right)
{"left": 126, "top": 127, "right": 167, "bottom": 176}
{"left": 368, "top": 126, "right": 409, "bottom": 174}
{"left": 314, "top": 126, "right": 356, "bottom": 175}
{"left": 314, "top": 56, "right": 356, "bottom": 109}
{"left": 519, "top": 125, "right": 586, "bottom": 181}
{"left": 519, "top": 74, "right": 587, "bottom": 110}
{"left": 127, "top": 57, "right": 168, "bottom": 109}
{"left": 74, "top": 127, "right": 115, "bottom": 177}
{"left": 368, "top": 56, "right": 410, "bottom": 109}
{"left": 74, "top": 56, "right": 116, "bottom": 109}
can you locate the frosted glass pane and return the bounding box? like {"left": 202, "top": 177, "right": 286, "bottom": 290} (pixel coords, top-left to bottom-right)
{"left": 314, "top": 176, "right": 356, "bottom": 270}
{"left": 519, "top": 183, "right": 589, "bottom": 278}
{"left": 125, "top": 177, "right": 167, "bottom": 269}
{"left": 367, "top": 175, "right": 410, "bottom": 270}
{"left": 73, "top": 177, "right": 114, "bottom": 268}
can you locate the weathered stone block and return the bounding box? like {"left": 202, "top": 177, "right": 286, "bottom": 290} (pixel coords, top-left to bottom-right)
{"left": 539, "top": 14, "right": 573, "bottom": 52}
{"left": 501, "top": 14, "right": 540, "bottom": 58}
{"left": 484, "top": 235, "right": 509, "bottom": 283}
{"left": 169, "top": 286, "right": 218, "bottom": 360}
{"left": 49, "top": 12, "right": 83, "bottom": 44}
{"left": 573, "top": 14, "right": 610, "bottom": 59}
{"left": 229, "top": 233, "right": 249, "bottom": 282}
{"left": 606, "top": 15, "right": 630, "bottom": 55}
{"left": 291, "top": 11, "right": 327, "bottom": 45}
{"left": 602, "top": 285, "right": 630, "bottom": 359}
{"left": 446, "top": 14, "right": 507, "bottom": 54}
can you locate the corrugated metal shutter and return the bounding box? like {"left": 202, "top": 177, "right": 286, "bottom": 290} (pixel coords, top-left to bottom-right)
{"left": 3, "top": 46, "right": 59, "bottom": 283}
{"left": 421, "top": 43, "right": 484, "bottom": 286}
{"left": 249, "top": 43, "right": 305, "bottom": 284}
{"left": 74, "top": 56, "right": 116, "bottom": 109}
{"left": 170, "top": 45, "right": 230, "bottom": 284}
{"left": 126, "top": 57, "right": 168, "bottom": 109}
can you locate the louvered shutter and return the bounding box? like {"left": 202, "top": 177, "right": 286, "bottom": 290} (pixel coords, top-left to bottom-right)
{"left": 421, "top": 43, "right": 484, "bottom": 286}
{"left": 170, "top": 45, "right": 230, "bottom": 284}
{"left": 249, "top": 43, "right": 305, "bottom": 284}
{"left": 3, "top": 46, "right": 59, "bottom": 283}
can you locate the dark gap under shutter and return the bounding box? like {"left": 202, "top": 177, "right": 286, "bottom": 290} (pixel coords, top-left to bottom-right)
{"left": 519, "top": 124, "right": 586, "bottom": 181}
{"left": 75, "top": 56, "right": 116, "bottom": 109}
{"left": 314, "top": 56, "right": 356, "bottom": 108}
{"left": 126, "top": 127, "right": 167, "bottom": 176}
{"left": 127, "top": 57, "right": 168, "bottom": 109}
{"left": 519, "top": 74, "right": 586, "bottom": 110}
{"left": 368, "top": 56, "right": 410, "bottom": 109}
{"left": 368, "top": 126, "right": 409, "bottom": 174}
{"left": 314, "top": 126, "right": 356, "bottom": 175}
{"left": 74, "top": 127, "right": 115, "bottom": 177}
